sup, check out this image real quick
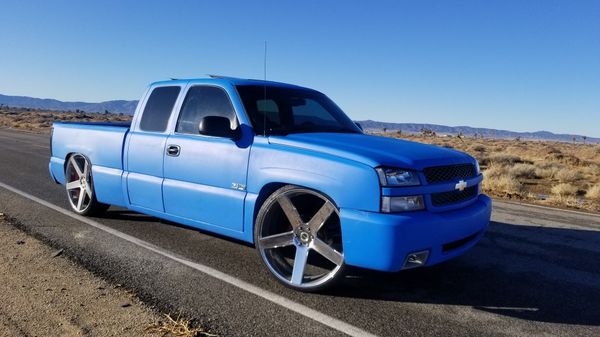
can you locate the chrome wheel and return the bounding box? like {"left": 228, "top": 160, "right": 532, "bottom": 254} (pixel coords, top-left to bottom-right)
{"left": 256, "top": 186, "right": 344, "bottom": 291}
{"left": 65, "top": 154, "right": 108, "bottom": 215}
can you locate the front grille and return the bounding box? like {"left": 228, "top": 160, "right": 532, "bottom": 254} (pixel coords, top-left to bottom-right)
{"left": 431, "top": 185, "right": 478, "bottom": 206}
{"left": 423, "top": 164, "right": 476, "bottom": 184}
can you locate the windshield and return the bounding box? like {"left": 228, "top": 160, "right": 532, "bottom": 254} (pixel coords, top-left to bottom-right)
{"left": 236, "top": 85, "right": 362, "bottom": 135}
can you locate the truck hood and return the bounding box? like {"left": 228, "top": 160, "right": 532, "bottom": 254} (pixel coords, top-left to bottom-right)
{"left": 268, "top": 133, "right": 474, "bottom": 170}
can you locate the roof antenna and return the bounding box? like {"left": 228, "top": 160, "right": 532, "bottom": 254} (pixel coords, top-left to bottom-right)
{"left": 263, "top": 40, "right": 268, "bottom": 138}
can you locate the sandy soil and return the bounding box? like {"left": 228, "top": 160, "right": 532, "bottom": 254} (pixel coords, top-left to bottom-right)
{"left": 0, "top": 213, "right": 161, "bottom": 337}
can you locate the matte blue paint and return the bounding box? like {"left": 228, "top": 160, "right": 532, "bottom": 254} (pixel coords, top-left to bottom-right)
{"left": 340, "top": 195, "right": 492, "bottom": 271}
{"left": 126, "top": 132, "right": 169, "bottom": 212}
{"left": 91, "top": 166, "right": 126, "bottom": 207}
{"left": 268, "top": 133, "right": 475, "bottom": 170}
{"left": 247, "top": 137, "right": 381, "bottom": 212}
{"left": 51, "top": 122, "right": 129, "bottom": 170}
{"left": 49, "top": 77, "right": 492, "bottom": 272}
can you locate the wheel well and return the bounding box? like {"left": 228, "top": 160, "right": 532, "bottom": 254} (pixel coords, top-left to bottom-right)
{"left": 63, "top": 152, "right": 75, "bottom": 173}
{"left": 64, "top": 152, "right": 92, "bottom": 173}
{"left": 253, "top": 182, "right": 287, "bottom": 228}
{"left": 252, "top": 183, "right": 339, "bottom": 231}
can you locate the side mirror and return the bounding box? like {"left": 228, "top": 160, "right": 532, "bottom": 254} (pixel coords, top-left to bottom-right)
{"left": 198, "top": 116, "right": 240, "bottom": 139}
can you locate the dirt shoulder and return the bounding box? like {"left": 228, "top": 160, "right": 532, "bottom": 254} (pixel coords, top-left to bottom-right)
{"left": 0, "top": 213, "right": 162, "bottom": 337}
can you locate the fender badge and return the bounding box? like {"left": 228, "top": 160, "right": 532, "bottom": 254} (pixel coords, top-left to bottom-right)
{"left": 231, "top": 183, "right": 246, "bottom": 191}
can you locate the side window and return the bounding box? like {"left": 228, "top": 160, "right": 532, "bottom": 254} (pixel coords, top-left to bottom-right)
{"left": 256, "top": 99, "right": 280, "bottom": 125}
{"left": 176, "top": 86, "right": 236, "bottom": 134}
{"left": 139, "top": 86, "right": 181, "bottom": 132}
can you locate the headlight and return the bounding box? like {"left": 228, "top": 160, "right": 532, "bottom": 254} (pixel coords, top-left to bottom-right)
{"left": 376, "top": 168, "right": 420, "bottom": 186}
{"left": 382, "top": 196, "right": 425, "bottom": 212}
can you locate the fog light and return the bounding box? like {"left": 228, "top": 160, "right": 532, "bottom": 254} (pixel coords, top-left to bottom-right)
{"left": 381, "top": 195, "right": 425, "bottom": 212}
{"left": 403, "top": 250, "right": 429, "bottom": 269}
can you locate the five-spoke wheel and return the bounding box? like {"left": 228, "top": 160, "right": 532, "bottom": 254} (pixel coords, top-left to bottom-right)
{"left": 65, "top": 154, "right": 108, "bottom": 215}
{"left": 255, "top": 185, "right": 344, "bottom": 291}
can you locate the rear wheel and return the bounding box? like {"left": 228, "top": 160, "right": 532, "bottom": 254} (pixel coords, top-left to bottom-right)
{"left": 65, "top": 154, "right": 109, "bottom": 216}
{"left": 255, "top": 185, "right": 345, "bottom": 292}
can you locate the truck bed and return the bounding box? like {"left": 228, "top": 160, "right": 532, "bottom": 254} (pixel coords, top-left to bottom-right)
{"left": 49, "top": 121, "right": 131, "bottom": 207}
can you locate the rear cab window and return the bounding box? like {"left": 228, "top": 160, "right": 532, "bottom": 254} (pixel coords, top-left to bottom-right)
{"left": 139, "top": 86, "right": 181, "bottom": 132}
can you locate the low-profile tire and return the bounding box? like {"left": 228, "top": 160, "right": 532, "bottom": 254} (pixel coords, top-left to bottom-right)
{"left": 254, "top": 185, "right": 345, "bottom": 292}
{"left": 64, "top": 154, "right": 109, "bottom": 216}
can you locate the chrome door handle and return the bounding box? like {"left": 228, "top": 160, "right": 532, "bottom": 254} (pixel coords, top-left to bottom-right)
{"left": 166, "top": 145, "right": 181, "bottom": 157}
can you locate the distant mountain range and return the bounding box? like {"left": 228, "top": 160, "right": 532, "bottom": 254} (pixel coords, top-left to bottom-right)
{"left": 0, "top": 93, "right": 138, "bottom": 115}
{"left": 0, "top": 93, "right": 597, "bottom": 143}
{"left": 357, "top": 120, "right": 600, "bottom": 144}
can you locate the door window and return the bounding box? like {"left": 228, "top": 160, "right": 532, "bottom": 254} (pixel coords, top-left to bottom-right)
{"left": 139, "top": 86, "right": 181, "bottom": 132}
{"left": 176, "top": 86, "right": 236, "bottom": 134}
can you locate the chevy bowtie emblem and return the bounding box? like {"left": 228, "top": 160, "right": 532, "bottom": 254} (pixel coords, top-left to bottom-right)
{"left": 455, "top": 180, "right": 467, "bottom": 192}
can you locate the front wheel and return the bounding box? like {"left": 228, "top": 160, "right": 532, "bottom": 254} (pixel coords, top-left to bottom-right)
{"left": 255, "top": 185, "right": 345, "bottom": 292}
{"left": 65, "top": 154, "right": 109, "bottom": 216}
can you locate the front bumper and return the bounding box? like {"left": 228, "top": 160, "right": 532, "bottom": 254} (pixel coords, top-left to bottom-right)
{"left": 340, "top": 194, "right": 492, "bottom": 272}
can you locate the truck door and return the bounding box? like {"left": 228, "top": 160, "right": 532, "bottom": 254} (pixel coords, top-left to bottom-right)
{"left": 126, "top": 85, "right": 181, "bottom": 212}
{"left": 163, "top": 85, "right": 250, "bottom": 232}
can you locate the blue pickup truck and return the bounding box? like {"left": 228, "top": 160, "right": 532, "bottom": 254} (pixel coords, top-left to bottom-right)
{"left": 49, "top": 76, "right": 491, "bottom": 291}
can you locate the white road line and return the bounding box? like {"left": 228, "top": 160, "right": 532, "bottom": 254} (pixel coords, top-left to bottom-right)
{"left": 479, "top": 306, "right": 539, "bottom": 312}
{"left": 0, "top": 181, "right": 378, "bottom": 337}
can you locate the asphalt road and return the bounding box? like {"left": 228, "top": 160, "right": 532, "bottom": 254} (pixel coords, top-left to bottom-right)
{"left": 0, "top": 128, "right": 599, "bottom": 337}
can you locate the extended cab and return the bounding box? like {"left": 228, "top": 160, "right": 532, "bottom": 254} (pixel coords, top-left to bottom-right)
{"left": 49, "top": 77, "right": 492, "bottom": 291}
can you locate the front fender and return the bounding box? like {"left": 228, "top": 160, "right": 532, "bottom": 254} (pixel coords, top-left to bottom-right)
{"left": 247, "top": 138, "right": 380, "bottom": 212}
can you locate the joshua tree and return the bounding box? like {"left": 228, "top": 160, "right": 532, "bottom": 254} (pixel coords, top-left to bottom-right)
{"left": 383, "top": 127, "right": 387, "bottom": 133}
{"left": 420, "top": 127, "right": 436, "bottom": 137}
{"left": 583, "top": 136, "right": 588, "bottom": 144}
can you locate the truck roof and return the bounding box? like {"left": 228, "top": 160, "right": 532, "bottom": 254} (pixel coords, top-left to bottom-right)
{"left": 149, "top": 76, "right": 312, "bottom": 91}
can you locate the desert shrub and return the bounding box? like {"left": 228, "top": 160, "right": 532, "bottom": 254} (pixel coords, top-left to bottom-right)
{"left": 545, "top": 152, "right": 584, "bottom": 166}
{"left": 586, "top": 184, "right": 600, "bottom": 201}
{"left": 551, "top": 183, "right": 579, "bottom": 199}
{"left": 509, "top": 163, "right": 537, "bottom": 179}
{"left": 555, "top": 168, "right": 582, "bottom": 183}
{"left": 483, "top": 175, "right": 523, "bottom": 195}
{"left": 482, "top": 164, "right": 510, "bottom": 179}
{"left": 482, "top": 154, "right": 522, "bottom": 166}
{"left": 533, "top": 162, "right": 562, "bottom": 179}
{"left": 534, "top": 167, "right": 556, "bottom": 179}
{"left": 471, "top": 145, "right": 486, "bottom": 153}
{"left": 546, "top": 146, "right": 562, "bottom": 155}
{"left": 579, "top": 164, "right": 600, "bottom": 178}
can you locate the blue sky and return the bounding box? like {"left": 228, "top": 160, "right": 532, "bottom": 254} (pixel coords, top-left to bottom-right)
{"left": 1, "top": 1, "right": 599, "bottom": 136}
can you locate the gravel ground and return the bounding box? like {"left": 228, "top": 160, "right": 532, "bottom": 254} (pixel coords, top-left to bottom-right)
{"left": 0, "top": 213, "right": 162, "bottom": 337}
